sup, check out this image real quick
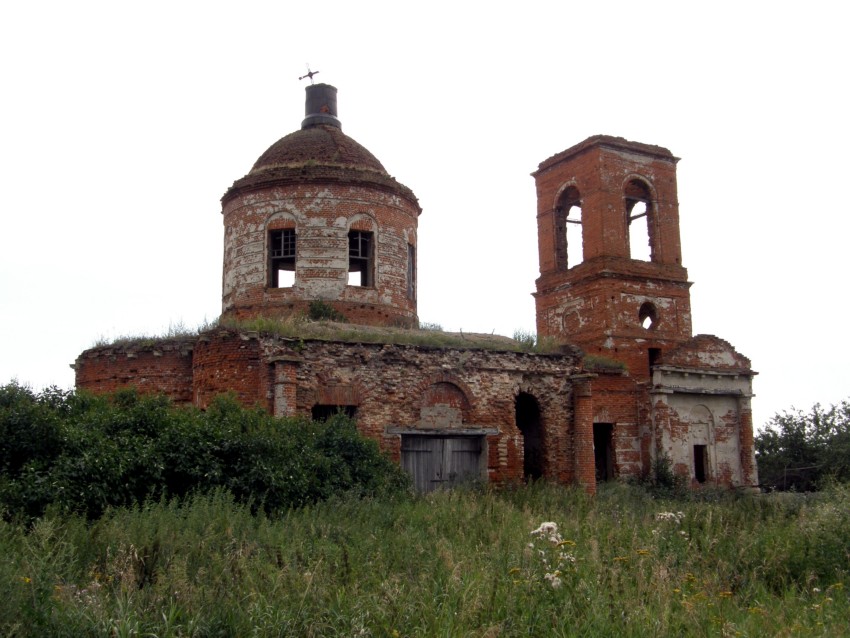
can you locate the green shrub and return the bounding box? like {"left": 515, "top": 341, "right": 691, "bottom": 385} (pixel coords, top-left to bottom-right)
{"left": 0, "top": 384, "right": 408, "bottom": 520}
{"left": 756, "top": 399, "right": 850, "bottom": 490}
{"left": 308, "top": 300, "right": 347, "bottom": 322}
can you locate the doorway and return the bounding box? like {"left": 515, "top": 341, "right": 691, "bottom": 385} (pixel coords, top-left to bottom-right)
{"left": 694, "top": 445, "right": 708, "bottom": 483}
{"left": 516, "top": 392, "right": 543, "bottom": 480}
{"left": 593, "top": 423, "right": 614, "bottom": 481}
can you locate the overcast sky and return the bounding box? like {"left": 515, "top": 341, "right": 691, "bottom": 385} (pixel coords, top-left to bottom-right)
{"left": 1, "top": 1, "right": 847, "bottom": 429}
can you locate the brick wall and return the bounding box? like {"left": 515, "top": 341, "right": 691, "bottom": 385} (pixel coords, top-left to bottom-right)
{"left": 74, "top": 338, "right": 194, "bottom": 404}
{"left": 221, "top": 180, "right": 420, "bottom": 328}
{"left": 182, "top": 330, "right": 583, "bottom": 484}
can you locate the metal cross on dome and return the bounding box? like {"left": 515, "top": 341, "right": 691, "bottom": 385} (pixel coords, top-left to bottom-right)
{"left": 299, "top": 65, "right": 319, "bottom": 84}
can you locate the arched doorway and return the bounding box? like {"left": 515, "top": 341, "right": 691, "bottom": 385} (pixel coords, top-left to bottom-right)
{"left": 516, "top": 392, "right": 543, "bottom": 480}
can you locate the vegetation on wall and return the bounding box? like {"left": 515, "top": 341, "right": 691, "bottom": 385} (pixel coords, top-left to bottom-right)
{"left": 87, "top": 316, "right": 565, "bottom": 355}
{"left": 581, "top": 354, "right": 628, "bottom": 372}
{"left": 0, "top": 383, "right": 409, "bottom": 521}
{"left": 755, "top": 399, "right": 850, "bottom": 491}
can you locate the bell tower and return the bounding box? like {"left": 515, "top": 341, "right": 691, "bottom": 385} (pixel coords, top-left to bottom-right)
{"left": 533, "top": 135, "right": 692, "bottom": 379}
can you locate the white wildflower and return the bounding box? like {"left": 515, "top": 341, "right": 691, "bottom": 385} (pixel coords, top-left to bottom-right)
{"left": 559, "top": 552, "right": 576, "bottom": 564}
{"left": 655, "top": 511, "right": 685, "bottom": 524}
{"left": 544, "top": 572, "right": 563, "bottom": 589}
{"left": 531, "top": 521, "right": 563, "bottom": 544}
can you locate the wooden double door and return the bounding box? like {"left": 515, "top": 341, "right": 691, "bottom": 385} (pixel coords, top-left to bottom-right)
{"left": 401, "top": 435, "right": 483, "bottom": 493}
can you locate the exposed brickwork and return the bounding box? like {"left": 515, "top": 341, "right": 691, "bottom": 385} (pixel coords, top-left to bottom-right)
{"left": 533, "top": 135, "right": 758, "bottom": 490}
{"left": 659, "top": 334, "right": 752, "bottom": 372}
{"left": 73, "top": 338, "right": 195, "bottom": 405}
{"left": 572, "top": 377, "right": 596, "bottom": 494}
{"left": 533, "top": 136, "right": 692, "bottom": 383}
{"left": 74, "top": 90, "right": 759, "bottom": 492}
{"left": 79, "top": 329, "right": 585, "bottom": 485}
{"left": 587, "top": 372, "right": 647, "bottom": 478}
{"left": 221, "top": 180, "right": 420, "bottom": 327}
{"left": 221, "top": 85, "right": 421, "bottom": 329}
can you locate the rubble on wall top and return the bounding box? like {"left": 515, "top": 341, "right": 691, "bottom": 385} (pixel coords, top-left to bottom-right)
{"left": 534, "top": 135, "right": 678, "bottom": 176}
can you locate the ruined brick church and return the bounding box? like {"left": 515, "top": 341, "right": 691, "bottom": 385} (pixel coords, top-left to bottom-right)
{"left": 75, "top": 84, "right": 758, "bottom": 493}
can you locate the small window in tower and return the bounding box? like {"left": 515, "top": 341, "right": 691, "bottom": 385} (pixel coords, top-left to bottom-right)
{"left": 639, "top": 302, "right": 658, "bottom": 329}
{"left": 348, "top": 231, "right": 373, "bottom": 287}
{"left": 269, "top": 229, "right": 296, "bottom": 288}
{"left": 407, "top": 243, "right": 416, "bottom": 300}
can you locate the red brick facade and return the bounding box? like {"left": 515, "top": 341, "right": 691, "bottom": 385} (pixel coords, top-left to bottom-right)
{"left": 75, "top": 90, "right": 759, "bottom": 492}
{"left": 533, "top": 136, "right": 758, "bottom": 489}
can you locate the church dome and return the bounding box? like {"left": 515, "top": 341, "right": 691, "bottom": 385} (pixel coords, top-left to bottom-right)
{"left": 220, "top": 83, "right": 422, "bottom": 329}
{"left": 222, "top": 84, "right": 418, "bottom": 209}
{"left": 250, "top": 125, "right": 386, "bottom": 174}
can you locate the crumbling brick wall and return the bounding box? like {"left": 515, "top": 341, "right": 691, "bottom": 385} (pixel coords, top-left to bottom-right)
{"left": 73, "top": 338, "right": 195, "bottom": 404}
{"left": 77, "top": 329, "right": 586, "bottom": 486}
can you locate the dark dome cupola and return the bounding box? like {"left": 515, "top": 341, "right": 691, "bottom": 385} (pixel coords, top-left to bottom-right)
{"left": 220, "top": 84, "right": 421, "bottom": 327}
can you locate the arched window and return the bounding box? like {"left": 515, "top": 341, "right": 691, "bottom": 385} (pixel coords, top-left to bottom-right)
{"left": 555, "top": 185, "right": 582, "bottom": 270}
{"left": 625, "top": 179, "right": 653, "bottom": 262}
{"left": 639, "top": 301, "right": 658, "bottom": 329}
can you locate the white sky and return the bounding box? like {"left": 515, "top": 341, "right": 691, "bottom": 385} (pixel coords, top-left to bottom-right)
{"left": 1, "top": 1, "right": 848, "bottom": 430}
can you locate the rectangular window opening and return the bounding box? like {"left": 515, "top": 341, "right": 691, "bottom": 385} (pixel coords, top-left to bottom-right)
{"left": 348, "top": 230, "right": 373, "bottom": 287}
{"left": 407, "top": 243, "right": 416, "bottom": 300}
{"left": 311, "top": 405, "right": 357, "bottom": 422}
{"left": 269, "top": 229, "right": 296, "bottom": 288}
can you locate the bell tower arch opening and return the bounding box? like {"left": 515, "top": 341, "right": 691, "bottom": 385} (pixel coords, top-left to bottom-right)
{"left": 625, "top": 178, "right": 653, "bottom": 262}
{"left": 554, "top": 185, "right": 583, "bottom": 270}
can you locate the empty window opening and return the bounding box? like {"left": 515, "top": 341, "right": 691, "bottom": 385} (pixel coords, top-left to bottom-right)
{"left": 311, "top": 404, "right": 357, "bottom": 422}
{"left": 269, "top": 229, "right": 296, "bottom": 288}
{"left": 565, "top": 205, "right": 583, "bottom": 268}
{"left": 407, "top": 243, "right": 416, "bottom": 300}
{"left": 693, "top": 445, "right": 708, "bottom": 483}
{"left": 348, "top": 231, "right": 373, "bottom": 287}
{"left": 554, "top": 186, "right": 582, "bottom": 270}
{"left": 625, "top": 179, "right": 653, "bottom": 262}
{"left": 639, "top": 302, "right": 658, "bottom": 329}
{"left": 516, "top": 392, "right": 543, "bottom": 480}
{"left": 593, "top": 423, "right": 615, "bottom": 482}
{"left": 648, "top": 346, "right": 661, "bottom": 368}
{"left": 627, "top": 200, "right": 651, "bottom": 261}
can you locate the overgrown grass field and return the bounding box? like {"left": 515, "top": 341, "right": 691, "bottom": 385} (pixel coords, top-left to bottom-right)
{"left": 2, "top": 483, "right": 848, "bottom": 636}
